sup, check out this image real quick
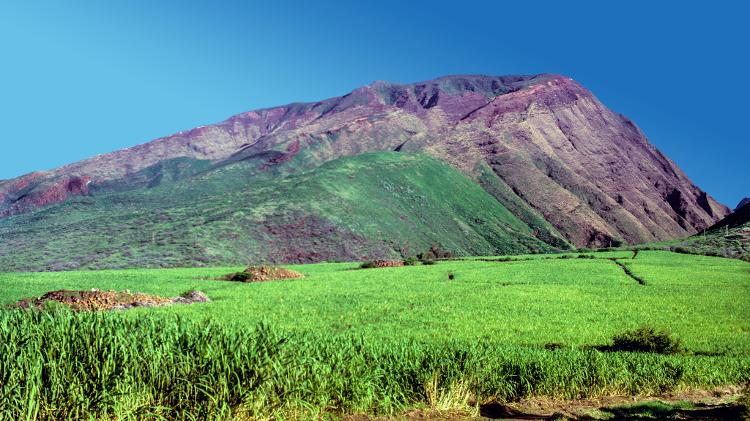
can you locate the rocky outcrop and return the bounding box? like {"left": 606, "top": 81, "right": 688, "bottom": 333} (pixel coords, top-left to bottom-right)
{"left": 0, "top": 74, "right": 728, "bottom": 247}
{"left": 736, "top": 198, "right": 750, "bottom": 211}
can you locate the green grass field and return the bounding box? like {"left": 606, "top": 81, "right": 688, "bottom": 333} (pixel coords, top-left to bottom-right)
{"left": 1, "top": 250, "right": 749, "bottom": 419}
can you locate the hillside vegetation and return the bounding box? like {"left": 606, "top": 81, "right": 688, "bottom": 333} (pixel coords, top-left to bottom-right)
{"left": 0, "top": 153, "right": 563, "bottom": 271}
{"left": 659, "top": 202, "right": 750, "bottom": 261}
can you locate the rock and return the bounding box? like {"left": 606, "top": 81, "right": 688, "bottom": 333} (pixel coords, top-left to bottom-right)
{"left": 172, "top": 290, "right": 210, "bottom": 304}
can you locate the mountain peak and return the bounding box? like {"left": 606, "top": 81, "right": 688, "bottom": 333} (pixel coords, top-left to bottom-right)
{"left": 737, "top": 198, "right": 750, "bottom": 211}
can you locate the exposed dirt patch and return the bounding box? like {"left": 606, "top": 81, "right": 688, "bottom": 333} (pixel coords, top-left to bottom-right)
{"left": 12, "top": 289, "right": 210, "bottom": 311}
{"left": 254, "top": 212, "right": 392, "bottom": 264}
{"left": 222, "top": 266, "right": 304, "bottom": 282}
{"left": 341, "top": 386, "right": 747, "bottom": 420}
{"left": 361, "top": 260, "right": 405, "bottom": 269}
{"left": 493, "top": 385, "right": 746, "bottom": 420}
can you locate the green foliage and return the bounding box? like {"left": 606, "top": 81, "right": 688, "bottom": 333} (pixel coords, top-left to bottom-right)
{"left": 416, "top": 245, "right": 455, "bottom": 261}
{"left": 0, "top": 153, "right": 562, "bottom": 272}
{"left": 611, "top": 326, "right": 683, "bottom": 354}
{"left": 359, "top": 261, "right": 377, "bottom": 269}
{"left": 402, "top": 257, "right": 419, "bottom": 266}
{"left": 228, "top": 272, "right": 252, "bottom": 282}
{"left": 0, "top": 309, "right": 748, "bottom": 419}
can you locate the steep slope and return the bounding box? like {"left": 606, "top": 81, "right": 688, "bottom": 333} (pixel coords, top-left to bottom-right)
{"left": 736, "top": 198, "right": 750, "bottom": 211}
{"left": 0, "top": 153, "right": 560, "bottom": 271}
{"left": 0, "top": 74, "right": 729, "bottom": 269}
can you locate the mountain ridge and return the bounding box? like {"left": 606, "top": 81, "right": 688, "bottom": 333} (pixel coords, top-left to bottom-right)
{"left": 0, "top": 73, "right": 730, "bottom": 270}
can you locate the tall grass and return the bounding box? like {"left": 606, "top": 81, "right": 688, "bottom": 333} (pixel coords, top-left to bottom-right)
{"left": 1, "top": 309, "right": 749, "bottom": 420}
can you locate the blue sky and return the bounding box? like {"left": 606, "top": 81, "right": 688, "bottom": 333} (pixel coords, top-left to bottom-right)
{"left": 0, "top": 1, "right": 747, "bottom": 206}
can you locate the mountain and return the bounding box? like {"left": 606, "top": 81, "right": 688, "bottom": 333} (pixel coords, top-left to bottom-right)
{"left": 737, "top": 198, "right": 750, "bottom": 211}
{"left": 0, "top": 74, "right": 729, "bottom": 271}
{"left": 711, "top": 200, "right": 750, "bottom": 231}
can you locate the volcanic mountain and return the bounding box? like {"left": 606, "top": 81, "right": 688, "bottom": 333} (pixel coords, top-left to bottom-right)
{"left": 0, "top": 74, "right": 729, "bottom": 271}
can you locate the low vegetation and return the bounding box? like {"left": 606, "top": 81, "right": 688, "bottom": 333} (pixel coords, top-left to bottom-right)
{"left": 609, "top": 326, "right": 683, "bottom": 354}
{"left": 1, "top": 309, "right": 748, "bottom": 420}
{"left": 0, "top": 250, "right": 748, "bottom": 418}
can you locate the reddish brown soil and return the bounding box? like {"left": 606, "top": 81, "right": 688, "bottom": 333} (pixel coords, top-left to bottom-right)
{"left": 366, "top": 260, "right": 405, "bottom": 268}
{"left": 223, "top": 266, "right": 304, "bottom": 282}
{"left": 342, "top": 386, "right": 747, "bottom": 420}
{"left": 13, "top": 289, "right": 209, "bottom": 311}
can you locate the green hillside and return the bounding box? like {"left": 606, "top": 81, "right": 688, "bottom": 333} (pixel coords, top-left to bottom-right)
{"left": 659, "top": 203, "right": 750, "bottom": 261}
{"left": 0, "top": 153, "right": 564, "bottom": 271}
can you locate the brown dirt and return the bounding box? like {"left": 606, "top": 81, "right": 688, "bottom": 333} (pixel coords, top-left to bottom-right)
{"left": 223, "top": 265, "right": 304, "bottom": 282}
{"left": 341, "top": 385, "right": 747, "bottom": 420}
{"left": 12, "top": 289, "right": 210, "bottom": 311}
{"left": 366, "top": 260, "right": 405, "bottom": 268}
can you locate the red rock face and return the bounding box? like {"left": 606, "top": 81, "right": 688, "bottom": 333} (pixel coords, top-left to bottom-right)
{"left": 0, "top": 175, "right": 91, "bottom": 218}
{"left": 0, "top": 74, "right": 729, "bottom": 246}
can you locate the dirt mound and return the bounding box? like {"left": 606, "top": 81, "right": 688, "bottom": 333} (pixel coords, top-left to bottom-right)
{"left": 361, "top": 260, "right": 405, "bottom": 269}
{"left": 172, "top": 290, "right": 211, "bottom": 304}
{"left": 13, "top": 289, "right": 210, "bottom": 311}
{"left": 224, "top": 266, "right": 304, "bottom": 282}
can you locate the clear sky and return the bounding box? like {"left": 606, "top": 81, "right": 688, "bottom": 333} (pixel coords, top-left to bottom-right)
{"left": 0, "top": 1, "right": 747, "bottom": 207}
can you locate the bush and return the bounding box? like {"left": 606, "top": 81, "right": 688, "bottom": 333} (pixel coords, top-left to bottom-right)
{"left": 672, "top": 246, "right": 692, "bottom": 255}
{"left": 229, "top": 272, "right": 252, "bottom": 282}
{"left": 403, "top": 257, "right": 419, "bottom": 266}
{"left": 416, "top": 245, "right": 454, "bottom": 261}
{"left": 360, "top": 261, "right": 377, "bottom": 269}
{"left": 610, "top": 326, "right": 682, "bottom": 354}
{"left": 422, "top": 259, "right": 436, "bottom": 265}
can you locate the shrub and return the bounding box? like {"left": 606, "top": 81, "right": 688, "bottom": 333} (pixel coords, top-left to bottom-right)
{"left": 416, "top": 245, "right": 454, "bottom": 261}
{"left": 360, "top": 261, "right": 377, "bottom": 269}
{"left": 230, "top": 272, "right": 252, "bottom": 282}
{"left": 422, "top": 259, "right": 436, "bottom": 265}
{"left": 403, "top": 257, "right": 419, "bottom": 266}
{"left": 672, "top": 246, "right": 692, "bottom": 255}
{"left": 610, "top": 326, "right": 682, "bottom": 354}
